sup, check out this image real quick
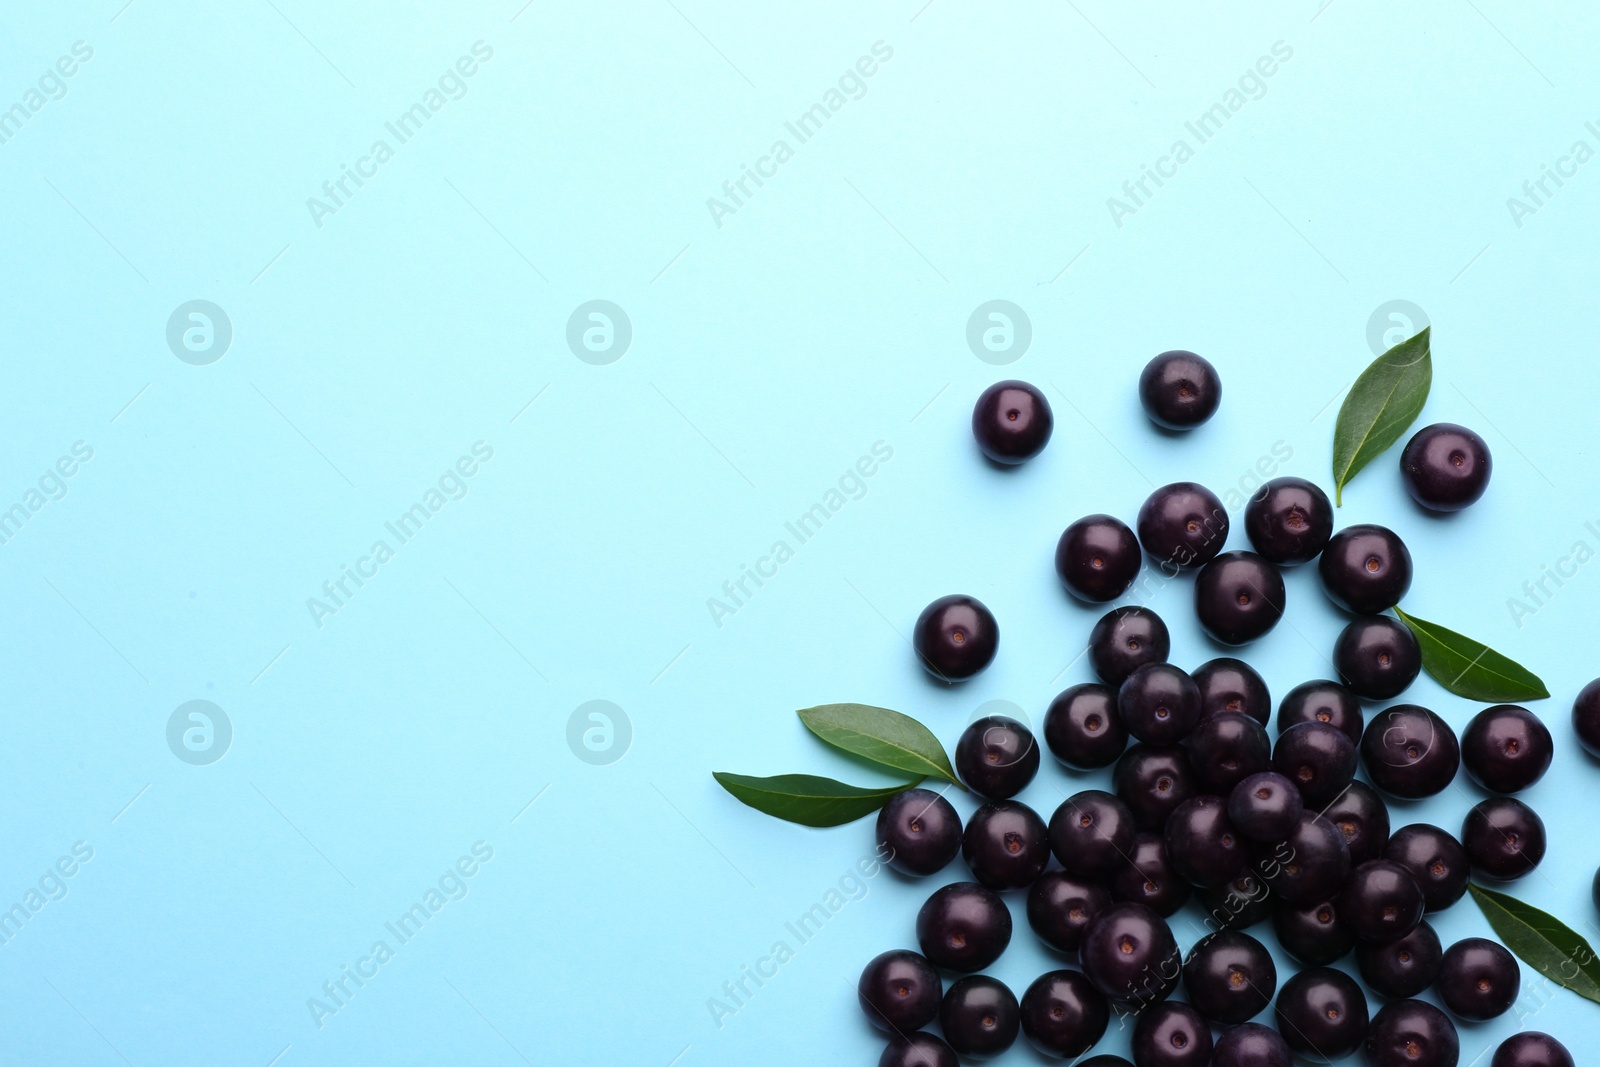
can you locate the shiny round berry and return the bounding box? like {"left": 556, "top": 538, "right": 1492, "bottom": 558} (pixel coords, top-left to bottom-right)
{"left": 1273, "top": 897, "right": 1355, "bottom": 966}
{"left": 1044, "top": 683, "right": 1128, "bottom": 770}
{"left": 1195, "top": 551, "right": 1286, "bottom": 645}
{"left": 1492, "top": 1033, "right": 1573, "bottom": 1067}
{"left": 1270, "top": 813, "right": 1351, "bottom": 904}
{"left": 1361, "top": 705, "right": 1459, "bottom": 799}
{"left": 1277, "top": 679, "right": 1364, "bottom": 746}
{"left": 1462, "top": 704, "right": 1553, "bottom": 793}
{"left": 1383, "top": 824, "right": 1470, "bottom": 912}
{"left": 1165, "top": 795, "right": 1245, "bottom": 888}
{"left": 1273, "top": 966, "right": 1370, "bottom": 1062}
{"left": 1337, "top": 859, "right": 1424, "bottom": 943}
{"left": 1320, "top": 780, "right": 1391, "bottom": 865}
{"left": 1182, "top": 929, "right": 1277, "bottom": 1024}
{"left": 1089, "top": 606, "right": 1171, "bottom": 687}
{"left": 878, "top": 1032, "right": 957, "bottom": 1067}
{"left": 916, "top": 881, "right": 1012, "bottom": 972}
{"left": 1334, "top": 616, "right": 1422, "bottom": 700}
{"left": 1365, "top": 999, "right": 1459, "bottom": 1067}
{"left": 1357, "top": 919, "right": 1442, "bottom": 998}
{"left": 859, "top": 949, "right": 942, "bottom": 1031}
{"left": 1081, "top": 1058, "right": 1136, "bottom": 1067}
{"left": 1244, "top": 476, "right": 1334, "bottom": 565}
{"left": 1229, "top": 771, "right": 1304, "bottom": 843}
{"left": 913, "top": 594, "right": 998, "bottom": 682}
{"left": 1199, "top": 868, "right": 1275, "bottom": 931}
{"left": 1049, "top": 790, "right": 1137, "bottom": 879}
{"left": 1118, "top": 663, "right": 1202, "bottom": 746}
{"left": 1139, "top": 350, "right": 1221, "bottom": 430}
{"left": 1272, "top": 721, "right": 1358, "bottom": 807}
{"left": 1137, "top": 482, "right": 1230, "bottom": 570}
{"left": 1193, "top": 657, "right": 1271, "bottom": 724}
{"left": 1027, "top": 870, "right": 1110, "bottom": 954}
{"left": 1110, "top": 832, "right": 1191, "bottom": 917}
{"left": 877, "top": 788, "right": 963, "bottom": 876}
{"left": 939, "top": 975, "right": 1020, "bottom": 1057}
{"left": 1019, "top": 969, "right": 1109, "bottom": 1059}
{"left": 1401, "top": 422, "right": 1491, "bottom": 512}
{"left": 1131, "top": 1000, "right": 1212, "bottom": 1067}
{"left": 1114, "top": 744, "right": 1196, "bottom": 831}
{"left": 956, "top": 715, "right": 1040, "bottom": 799}
{"left": 1080, "top": 902, "right": 1181, "bottom": 1007}
{"left": 1438, "top": 937, "right": 1520, "bottom": 1020}
{"left": 1214, "top": 1022, "right": 1292, "bottom": 1067}
{"left": 1572, "top": 677, "right": 1600, "bottom": 759}
{"left": 972, "top": 379, "right": 1053, "bottom": 464}
{"left": 1057, "top": 514, "right": 1142, "bottom": 603}
{"left": 963, "top": 799, "right": 1049, "bottom": 890}
{"left": 1187, "top": 711, "right": 1271, "bottom": 794}
{"left": 1462, "top": 797, "right": 1545, "bottom": 881}
{"left": 1319, "top": 523, "right": 1413, "bottom": 614}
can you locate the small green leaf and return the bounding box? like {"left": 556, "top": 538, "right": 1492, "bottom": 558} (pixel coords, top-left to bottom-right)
{"left": 1332, "top": 327, "right": 1432, "bottom": 504}
{"left": 798, "top": 703, "right": 963, "bottom": 788}
{"left": 1468, "top": 884, "right": 1600, "bottom": 1005}
{"left": 1394, "top": 607, "right": 1550, "bottom": 702}
{"left": 712, "top": 772, "right": 921, "bottom": 827}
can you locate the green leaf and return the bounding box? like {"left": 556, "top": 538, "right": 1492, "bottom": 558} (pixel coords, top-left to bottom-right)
{"left": 1332, "top": 327, "right": 1432, "bottom": 504}
{"left": 1394, "top": 607, "right": 1551, "bottom": 702}
{"left": 1468, "top": 884, "right": 1600, "bottom": 1005}
{"left": 797, "top": 704, "right": 964, "bottom": 788}
{"left": 711, "top": 772, "right": 922, "bottom": 827}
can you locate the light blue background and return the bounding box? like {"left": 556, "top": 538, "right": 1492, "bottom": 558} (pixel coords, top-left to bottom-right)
{"left": 2, "top": 1, "right": 1598, "bottom": 1063}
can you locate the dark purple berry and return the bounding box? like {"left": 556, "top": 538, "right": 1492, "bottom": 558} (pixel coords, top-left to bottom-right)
{"left": 1229, "top": 771, "right": 1304, "bottom": 843}
{"left": 1277, "top": 679, "right": 1364, "bottom": 746}
{"left": 1319, "top": 523, "right": 1413, "bottom": 614}
{"left": 1270, "top": 813, "right": 1351, "bottom": 904}
{"left": 1019, "top": 969, "right": 1109, "bottom": 1058}
{"left": 1273, "top": 897, "right": 1355, "bottom": 966}
{"left": 1131, "top": 1000, "right": 1212, "bottom": 1067}
{"left": 1187, "top": 711, "right": 1271, "bottom": 794}
{"left": 859, "top": 949, "right": 942, "bottom": 1031}
{"left": 1273, "top": 966, "right": 1369, "bottom": 1062}
{"left": 1114, "top": 744, "right": 1196, "bottom": 831}
{"left": 1089, "top": 606, "right": 1170, "bottom": 687}
{"left": 1438, "top": 937, "right": 1519, "bottom": 1020}
{"left": 1337, "top": 860, "right": 1424, "bottom": 943}
{"left": 1079, "top": 902, "right": 1180, "bottom": 1007}
{"left": 939, "top": 975, "right": 1019, "bottom": 1057}
{"left": 1334, "top": 616, "right": 1422, "bottom": 700}
{"left": 1164, "top": 795, "right": 1245, "bottom": 888}
{"left": 1181, "top": 929, "right": 1276, "bottom": 1024}
{"left": 1193, "top": 657, "right": 1271, "bottom": 724}
{"left": 1384, "top": 824, "right": 1470, "bottom": 912}
{"left": 916, "top": 882, "right": 1012, "bottom": 971}
{"left": 1044, "top": 683, "right": 1128, "bottom": 770}
{"left": 879, "top": 1032, "right": 958, "bottom": 1067}
{"left": 914, "top": 594, "right": 998, "bottom": 682}
{"left": 955, "top": 715, "right": 1040, "bottom": 799}
{"left": 1272, "top": 721, "right": 1358, "bottom": 807}
{"left": 877, "top": 788, "right": 963, "bottom": 876}
{"left": 1057, "top": 514, "right": 1142, "bottom": 603}
{"left": 1462, "top": 797, "right": 1545, "bottom": 881}
{"left": 1199, "top": 867, "right": 1275, "bottom": 931}
{"left": 1049, "top": 790, "right": 1136, "bottom": 879}
{"left": 1194, "top": 551, "right": 1286, "bottom": 645}
{"left": 972, "top": 379, "right": 1052, "bottom": 464}
{"left": 1110, "top": 832, "right": 1191, "bottom": 917}
{"left": 1492, "top": 1033, "right": 1574, "bottom": 1067}
{"left": 1360, "top": 705, "right": 1459, "bottom": 799}
{"left": 1027, "top": 870, "right": 1110, "bottom": 954}
{"left": 1081, "top": 1058, "right": 1136, "bottom": 1067}
{"left": 1214, "top": 1022, "right": 1292, "bottom": 1067}
{"left": 1319, "top": 780, "right": 1391, "bottom": 865}
{"left": 1462, "top": 704, "right": 1553, "bottom": 793}
{"left": 1137, "top": 482, "right": 1229, "bottom": 570}
{"left": 963, "top": 800, "right": 1049, "bottom": 890}
{"left": 1118, "top": 663, "right": 1202, "bottom": 745}
{"left": 1401, "top": 422, "right": 1491, "bottom": 512}
{"left": 1139, "top": 350, "right": 1221, "bottom": 430}
{"left": 1365, "top": 999, "right": 1459, "bottom": 1067}
{"left": 1244, "top": 476, "right": 1333, "bottom": 564}
{"left": 1572, "top": 678, "right": 1600, "bottom": 758}
{"left": 1357, "top": 919, "right": 1442, "bottom": 998}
